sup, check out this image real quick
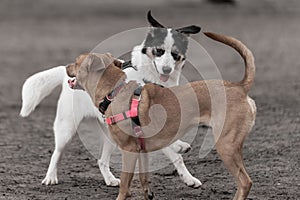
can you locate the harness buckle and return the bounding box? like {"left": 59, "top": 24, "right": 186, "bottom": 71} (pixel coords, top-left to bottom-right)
{"left": 110, "top": 117, "right": 116, "bottom": 124}
{"left": 133, "top": 126, "right": 143, "bottom": 137}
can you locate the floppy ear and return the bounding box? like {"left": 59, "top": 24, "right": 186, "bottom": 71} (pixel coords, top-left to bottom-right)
{"left": 176, "top": 25, "right": 201, "bottom": 35}
{"left": 87, "top": 54, "right": 106, "bottom": 72}
{"left": 101, "top": 53, "right": 122, "bottom": 69}
{"left": 147, "top": 10, "right": 165, "bottom": 28}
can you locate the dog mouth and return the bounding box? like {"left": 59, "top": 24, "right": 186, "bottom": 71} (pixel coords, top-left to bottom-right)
{"left": 153, "top": 61, "right": 170, "bottom": 82}
{"left": 68, "top": 78, "right": 77, "bottom": 89}
{"left": 159, "top": 74, "right": 170, "bottom": 82}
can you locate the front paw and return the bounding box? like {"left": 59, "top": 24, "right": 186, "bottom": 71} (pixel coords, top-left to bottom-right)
{"left": 41, "top": 174, "right": 58, "bottom": 185}
{"left": 181, "top": 175, "right": 202, "bottom": 188}
{"left": 171, "top": 140, "right": 192, "bottom": 154}
{"left": 116, "top": 193, "right": 128, "bottom": 200}
{"left": 106, "top": 177, "right": 120, "bottom": 187}
{"left": 98, "top": 160, "right": 120, "bottom": 186}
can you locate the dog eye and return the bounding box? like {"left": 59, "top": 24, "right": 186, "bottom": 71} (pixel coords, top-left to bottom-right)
{"left": 141, "top": 47, "right": 147, "bottom": 54}
{"left": 171, "top": 52, "right": 181, "bottom": 61}
{"left": 154, "top": 48, "right": 165, "bottom": 57}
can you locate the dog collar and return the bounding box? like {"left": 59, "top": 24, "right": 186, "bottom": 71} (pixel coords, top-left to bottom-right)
{"left": 98, "top": 80, "right": 126, "bottom": 115}
{"left": 121, "top": 60, "right": 137, "bottom": 71}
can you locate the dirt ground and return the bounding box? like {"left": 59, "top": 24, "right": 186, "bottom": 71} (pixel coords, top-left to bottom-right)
{"left": 0, "top": 0, "right": 299, "bottom": 199}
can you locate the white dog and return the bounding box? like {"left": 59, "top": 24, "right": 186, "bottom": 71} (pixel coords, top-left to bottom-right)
{"left": 20, "top": 11, "right": 201, "bottom": 188}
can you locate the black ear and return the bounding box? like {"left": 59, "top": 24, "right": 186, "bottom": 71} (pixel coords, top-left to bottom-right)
{"left": 147, "top": 10, "right": 165, "bottom": 28}
{"left": 176, "top": 25, "right": 201, "bottom": 35}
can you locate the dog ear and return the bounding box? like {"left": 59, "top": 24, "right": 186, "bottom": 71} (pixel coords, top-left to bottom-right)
{"left": 87, "top": 54, "right": 106, "bottom": 72}
{"left": 176, "top": 25, "right": 201, "bottom": 35}
{"left": 102, "top": 53, "right": 123, "bottom": 69}
{"left": 147, "top": 10, "right": 165, "bottom": 28}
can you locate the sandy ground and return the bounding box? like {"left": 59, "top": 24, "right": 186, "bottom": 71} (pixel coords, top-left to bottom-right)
{"left": 0, "top": 0, "right": 299, "bottom": 199}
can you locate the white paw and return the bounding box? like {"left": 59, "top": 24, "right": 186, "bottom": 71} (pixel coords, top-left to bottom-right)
{"left": 41, "top": 175, "right": 58, "bottom": 185}
{"left": 181, "top": 175, "right": 202, "bottom": 188}
{"left": 171, "top": 141, "right": 192, "bottom": 154}
{"left": 98, "top": 161, "right": 120, "bottom": 187}
{"left": 105, "top": 177, "right": 120, "bottom": 187}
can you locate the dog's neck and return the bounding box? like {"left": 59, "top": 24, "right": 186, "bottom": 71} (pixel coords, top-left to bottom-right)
{"left": 98, "top": 79, "right": 127, "bottom": 115}
{"left": 94, "top": 67, "right": 126, "bottom": 107}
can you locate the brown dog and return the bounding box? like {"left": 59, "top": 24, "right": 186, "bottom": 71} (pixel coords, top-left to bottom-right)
{"left": 67, "top": 32, "right": 256, "bottom": 200}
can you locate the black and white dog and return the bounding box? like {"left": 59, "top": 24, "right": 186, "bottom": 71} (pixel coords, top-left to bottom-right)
{"left": 20, "top": 11, "right": 201, "bottom": 187}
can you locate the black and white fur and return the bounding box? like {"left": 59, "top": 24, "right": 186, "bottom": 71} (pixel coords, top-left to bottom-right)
{"left": 128, "top": 11, "right": 200, "bottom": 87}
{"left": 20, "top": 11, "right": 201, "bottom": 188}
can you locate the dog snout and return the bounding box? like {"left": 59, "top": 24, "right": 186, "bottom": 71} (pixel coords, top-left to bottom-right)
{"left": 68, "top": 78, "right": 84, "bottom": 91}
{"left": 68, "top": 78, "right": 76, "bottom": 88}
{"left": 73, "top": 81, "right": 84, "bottom": 91}
{"left": 162, "top": 66, "right": 172, "bottom": 74}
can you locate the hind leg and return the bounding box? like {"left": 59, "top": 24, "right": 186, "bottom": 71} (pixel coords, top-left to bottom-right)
{"left": 42, "top": 91, "right": 82, "bottom": 185}
{"left": 215, "top": 132, "right": 252, "bottom": 200}
{"left": 98, "top": 136, "right": 120, "bottom": 186}
{"left": 42, "top": 116, "right": 77, "bottom": 185}
{"left": 138, "top": 152, "right": 153, "bottom": 200}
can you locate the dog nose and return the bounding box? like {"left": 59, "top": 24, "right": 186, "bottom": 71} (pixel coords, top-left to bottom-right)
{"left": 162, "top": 66, "right": 172, "bottom": 74}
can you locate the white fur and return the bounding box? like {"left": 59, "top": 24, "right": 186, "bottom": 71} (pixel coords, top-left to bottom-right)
{"left": 247, "top": 96, "right": 256, "bottom": 115}
{"left": 20, "top": 66, "right": 66, "bottom": 117}
{"left": 20, "top": 33, "right": 201, "bottom": 187}
{"left": 129, "top": 29, "right": 185, "bottom": 88}
{"left": 247, "top": 96, "right": 256, "bottom": 129}
{"left": 153, "top": 29, "right": 177, "bottom": 76}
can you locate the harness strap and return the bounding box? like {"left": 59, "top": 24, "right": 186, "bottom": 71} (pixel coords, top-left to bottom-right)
{"left": 98, "top": 81, "right": 126, "bottom": 115}
{"left": 133, "top": 125, "right": 145, "bottom": 150}
{"left": 106, "top": 98, "right": 139, "bottom": 125}
{"left": 99, "top": 96, "right": 112, "bottom": 114}
{"left": 121, "top": 60, "right": 137, "bottom": 71}
{"left": 105, "top": 86, "right": 145, "bottom": 150}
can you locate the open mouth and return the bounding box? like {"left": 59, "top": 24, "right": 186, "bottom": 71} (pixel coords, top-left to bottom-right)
{"left": 152, "top": 61, "right": 170, "bottom": 82}
{"left": 68, "top": 78, "right": 77, "bottom": 89}
{"left": 159, "top": 74, "right": 170, "bottom": 82}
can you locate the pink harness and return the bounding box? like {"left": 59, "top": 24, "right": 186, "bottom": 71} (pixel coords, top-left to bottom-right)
{"left": 105, "top": 89, "right": 145, "bottom": 150}
{"left": 106, "top": 98, "right": 139, "bottom": 125}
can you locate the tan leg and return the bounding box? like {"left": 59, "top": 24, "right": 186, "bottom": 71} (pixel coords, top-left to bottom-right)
{"left": 117, "top": 151, "right": 138, "bottom": 200}
{"left": 138, "top": 152, "right": 153, "bottom": 200}
{"left": 215, "top": 131, "right": 252, "bottom": 200}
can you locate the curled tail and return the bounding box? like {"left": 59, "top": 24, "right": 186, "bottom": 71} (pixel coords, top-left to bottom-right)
{"left": 203, "top": 32, "right": 255, "bottom": 92}
{"left": 20, "top": 66, "right": 67, "bottom": 117}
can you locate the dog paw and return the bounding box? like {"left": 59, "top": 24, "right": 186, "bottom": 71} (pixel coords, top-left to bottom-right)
{"left": 41, "top": 175, "right": 58, "bottom": 185}
{"left": 105, "top": 177, "right": 120, "bottom": 187}
{"left": 148, "top": 191, "right": 154, "bottom": 200}
{"left": 181, "top": 176, "right": 202, "bottom": 188}
{"left": 98, "top": 160, "right": 120, "bottom": 187}
{"left": 170, "top": 140, "right": 192, "bottom": 154}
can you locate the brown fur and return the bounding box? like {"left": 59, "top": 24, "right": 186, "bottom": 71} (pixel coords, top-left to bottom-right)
{"left": 68, "top": 32, "right": 256, "bottom": 200}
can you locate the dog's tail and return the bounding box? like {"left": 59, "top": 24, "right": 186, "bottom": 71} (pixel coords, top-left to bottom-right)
{"left": 20, "top": 66, "right": 67, "bottom": 117}
{"left": 203, "top": 32, "right": 255, "bottom": 92}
